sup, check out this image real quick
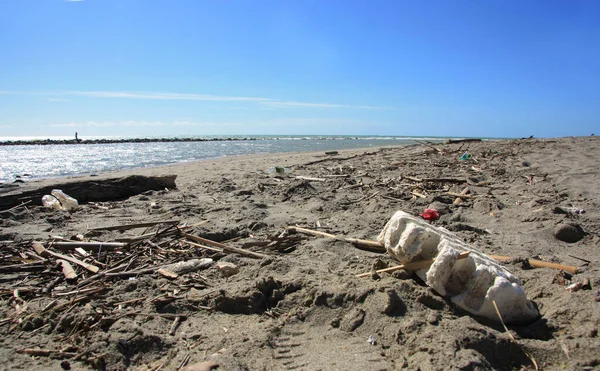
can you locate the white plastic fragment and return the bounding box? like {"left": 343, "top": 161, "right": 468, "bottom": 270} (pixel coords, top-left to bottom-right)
{"left": 51, "top": 189, "right": 80, "bottom": 210}
{"left": 41, "top": 189, "right": 80, "bottom": 211}
{"left": 41, "top": 195, "right": 62, "bottom": 210}
{"left": 377, "top": 211, "right": 539, "bottom": 324}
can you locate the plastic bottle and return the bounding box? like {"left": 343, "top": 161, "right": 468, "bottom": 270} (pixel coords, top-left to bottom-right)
{"left": 50, "top": 189, "right": 80, "bottom": 210}
{"left": 41, "top": 195, "right": 62, "bottom": 210}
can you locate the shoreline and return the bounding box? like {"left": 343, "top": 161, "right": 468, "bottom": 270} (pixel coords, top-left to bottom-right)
{"left": 2, "top": 144, "right": 409, "bottom": 190}
{"left": 0, "top": 135, "right": 456, "bottom": 146}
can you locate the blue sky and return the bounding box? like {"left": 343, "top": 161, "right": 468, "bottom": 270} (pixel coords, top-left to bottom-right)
{"left": 0, "top": 0, "right": 598, "bottom": 138}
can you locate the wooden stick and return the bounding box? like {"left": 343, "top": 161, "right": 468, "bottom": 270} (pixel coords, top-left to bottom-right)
{"left": 357, "top": 252, "right": 471, "bottom": 278}
{"left": 490, "top": 255, "right": 579, "bottom": 274}
{"left": 0, "top": 262, "right": 46, "bottom": 273}
{"left": 175, "top": 220, "right": 209, "bottom": 230}
{"left": 52, "top": 241, "right": 128, "bottom": 251}
{"left": 0, "top": 200, "right": 32, "bottom": 214}
{"left": 183, "top": 233, "right": 267, "bottom": 259}
{"left": 181, "top": 239, "right": 225, "bottom": 254}
{"left": 447, "top": 191, "right": 477, "bottom": 199}
{"left": 295, "top": 176, "right": 326, "bottom": 182}
{"left": 33, "top": 242, "right": 100, "bottom": 273}
{"left": 56, "top": 259, "right": 77, "bottom": 280}
{"left": 169, "top": 316, "right": 182, "bottom": 336}
{"left": 286, "top": 226, "right": 386, "bottom": 252}
{"left": 452, "top": 186, "right": 470, "bottom": 205}
{"left": 89, "top": 220, "right": 180, "bottom": 231}
{"left": 411, "top": 190, "right": 427, "bottom": 199}
{"left": 287, "top": 226, "right": 337, "bottom": 238}
{"left": 414, "top": 139, "right": 443, "bottom": 153}
{"left": 157, "top": 268, "right": 179, "bottom": 279}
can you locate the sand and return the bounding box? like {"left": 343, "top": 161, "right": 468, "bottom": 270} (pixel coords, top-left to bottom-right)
{"left": 1, "top": 136, "right": 599, "bottom": 370}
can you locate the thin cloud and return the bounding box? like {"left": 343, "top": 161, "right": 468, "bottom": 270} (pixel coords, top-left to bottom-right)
{"left": 6, "top": 90, "right": 393, "bottom": 110}
{"left": 0, "top": 125, "right": 13, "bottom": 128}
{"left": 261, "top": 100, "right": 393, "bottom": 110}
{"left": 45, "top": 120, "right": 242, "bottom": 128}
{"left": 68, "top": 91, "right": 273, "bottom": 102}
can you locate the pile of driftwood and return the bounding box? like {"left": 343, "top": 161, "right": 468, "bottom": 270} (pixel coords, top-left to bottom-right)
{"left": 0, "top": 218, "right": 298, "bottom": 366}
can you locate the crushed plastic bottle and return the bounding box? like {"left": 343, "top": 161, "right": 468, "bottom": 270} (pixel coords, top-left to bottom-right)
{"left": 267, "top": 166, "right": 291, "bottom": 175}
{"left": 41, "top": 195, "right": 62, "bottom": 210}
{"left": 50, "top": 189, "right": 80, "bottom": 210}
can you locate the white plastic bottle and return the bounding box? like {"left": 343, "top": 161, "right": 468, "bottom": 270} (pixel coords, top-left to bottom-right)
{"left": 41, "top": 195, "right": 62, "bottom": 210}
{"left": 50, "top": 189, "right": 80, "bottom": 210}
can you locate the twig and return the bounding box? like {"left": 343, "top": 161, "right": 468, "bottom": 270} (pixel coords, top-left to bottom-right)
{"left": 492, "top": 300, "right": 539, "bottom": 370}
{"left": 88, "top": 220, "right": 180, "bottom": 232}
{"left": 491, "top": 255, "right": 579, "bottom": 274}
{"left": 169, "top": 316, "right": 182, "bottom": 335}
{"left": 183, "top": 233, "right": 267, "bottom": 259}
{"left": 286, "top": 226, "right": 385, "bottom": 252}
{"left": 52, "top": 241, "right": 127, "bottom": 252}
{"left": 411, "top": 190, "right": 427, "bottom": 199}
{"left": 294, "top": 176, "right": 326, "bottom": 182}
{"left": 0, "top": 262, "right": 46, "bottom": 273}
{"left": 357, "top": 252, "right": 471, "bottom": 278}
{"left": 0, "top": 200, "right": 32, "bottom": 214}
{"left": 33, "top": 242, "right": 100, "bottom": 273}
{"left": 56, "top": 259, "right": 77, "bottom": 281}
{"left": 452, "top": 187, "right": 470, "bottom": 205}
{"left": 414, "top": 139, "right": 443, "bottom": 153}
{"left": 181, "top": 240, "right": 224, "bottom": 254}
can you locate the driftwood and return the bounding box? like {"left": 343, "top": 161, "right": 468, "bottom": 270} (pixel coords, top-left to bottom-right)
{"left": 33, "top": 242, "right": 100, "bottom": 273}
{"left": 446, "top": 138, "right": 482, "bottom": 144}
{"left": 453, "top": 186, "right": 470, "bottom": 205}
{"left": 0, "top": 175, "right": 177, "bottom": 209}
{"left": 56, "top": 259, "right": 77, "bottom": 280}
{"left": 183, "top": 233, "right": 267, "bottom": 259}
{"left": 52, "top": 241, "right": 128, "bottom": 252}
{"left": 89, "top": 220, "right": 180, "bottom": 232}
{"left": 286, "top": 226, "right": 385, "bottom": 252}
{"left": 490, "top": 255, "right": 579, "bottom": 274}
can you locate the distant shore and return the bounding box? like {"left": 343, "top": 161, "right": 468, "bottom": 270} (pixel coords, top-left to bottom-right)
{"left": 0, "top": 137, "right": 263, "bottom": 146}
{"left": 0, "top": 136, "right": 483, "bottom": 146}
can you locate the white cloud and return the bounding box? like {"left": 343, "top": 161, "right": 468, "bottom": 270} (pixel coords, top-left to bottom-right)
{"left": 261, "top": 101, "right": 393, "bottom": 110}
{"left": 68, "top": 91, "right": 273, "bottom": 102}
{"left": 0, "top": 124, "right": 13, "bottom": 128}
{"left": 45, "top": 120, "right": 243, "bottom": 129}
{"left": 4, "top": 90, "right": 393, "bottom": 110}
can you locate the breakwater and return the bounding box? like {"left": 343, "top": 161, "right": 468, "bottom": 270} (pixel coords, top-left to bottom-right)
{"left": 0, "top": 137, "right": 262, "bottom": 146}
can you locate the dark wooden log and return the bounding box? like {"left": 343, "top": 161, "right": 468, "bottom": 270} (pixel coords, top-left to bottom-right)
{"left": 446, "top": 138, "right": 483, "bottom": 144}
{"left": 0, "top": 175, "right": 177, "bottom": 209}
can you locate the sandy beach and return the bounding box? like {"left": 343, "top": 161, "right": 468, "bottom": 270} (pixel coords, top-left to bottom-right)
{"left": 1, "top": 136, "right": 599, "bottom": 370}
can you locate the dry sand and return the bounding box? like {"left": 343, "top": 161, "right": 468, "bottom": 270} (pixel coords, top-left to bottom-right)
{"left": 1, "top": 136, "right": 599, "bottom": 370}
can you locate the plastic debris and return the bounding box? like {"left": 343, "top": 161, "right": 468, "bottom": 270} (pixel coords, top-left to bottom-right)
{"left": 378, "top": 211, "right": 539, "bottom": 324}
{"left": 267, "top": 166, "right": 291, "bottom": 174}
{"left": 458, "top": 152, "right": 472, "bottom": 161}
{"left": 367, "top": 335, "right": 376, "bottom": 345}
{"left": 420, "top": 208, "right": 439, "bottom": 221}
{"left": 41, "top": 195, "right": 62, "bottom": 210}
{"left": 41, "top": 190, "right": 80, "bottom": 211}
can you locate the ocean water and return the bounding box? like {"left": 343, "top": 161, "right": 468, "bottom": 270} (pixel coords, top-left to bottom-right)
{"left": 0, "top": 135, "right": 449, "bottom": 183}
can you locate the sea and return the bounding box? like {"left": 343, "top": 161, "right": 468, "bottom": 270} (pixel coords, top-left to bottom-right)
{"left": 0, "top": 135, "right": 456, "bottom": 183}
